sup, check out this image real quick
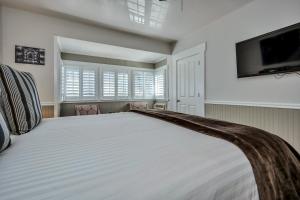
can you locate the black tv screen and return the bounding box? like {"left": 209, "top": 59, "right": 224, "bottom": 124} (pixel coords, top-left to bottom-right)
{"left": 236, "top": 23, "right": 300, "bottom": 78}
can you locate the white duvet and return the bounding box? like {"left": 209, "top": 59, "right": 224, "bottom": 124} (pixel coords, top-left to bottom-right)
{"left": 0, "top": 112, "right": 259, "bottom": 200}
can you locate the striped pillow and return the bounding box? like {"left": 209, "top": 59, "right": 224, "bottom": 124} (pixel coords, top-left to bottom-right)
{"left": 0, "top": 111, "right": 10, "bottom": 152}
{"left": 0, "top": 65, "right": 42, "bottom": 135}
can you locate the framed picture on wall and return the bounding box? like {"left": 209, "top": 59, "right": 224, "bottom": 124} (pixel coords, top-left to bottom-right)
{"left": 15, "top": 45, "right": 45, "bottom": 65}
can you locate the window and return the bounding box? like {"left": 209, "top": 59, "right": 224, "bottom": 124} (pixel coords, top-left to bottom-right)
{"left": 155, "top": 66, "right": 166, "bottom": 99}
{"left": 65, "top": 67, "right": 80, "bottom": 99}
{"left": 133, "top": 71, "right": 154, "bottom": 99}
{"left": 117, "top": 72, "right": 129, "bottom": 98}
{"left": 82, "top": 69, "right": 96, "bottom": 98}
{"left": 144, "top": 72, "right": 154, "bottom": 99}
{"left": 102, "top": 69, "right": 130, "bottom": 99}
{"left": 61, "top": 62, "right": 98, "bottom": 101}
{"left": 102, "top": 70, "right": 115, "bottom": 98}
{"left": 133, "top": 71, "right": 144, "bottom": 98}
{"left": 61, "top": 61, "right": 167, "bottom": 101}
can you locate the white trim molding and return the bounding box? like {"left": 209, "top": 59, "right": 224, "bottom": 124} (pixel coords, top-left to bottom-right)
{"left": 170, "top": 43, "right": 206, "bottom": 116}
{"left": 41, "top": 102, "right": 56, "bottom": 106}
{"left": 205, "top": 100, "right": 300, "bottom": 110}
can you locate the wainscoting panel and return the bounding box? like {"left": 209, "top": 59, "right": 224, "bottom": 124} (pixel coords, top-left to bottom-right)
{"left": 42, "top": 105, "right": 55, "bottom": 118}
{"left": 205, "top": 104, "right": 300, "bottom": 153}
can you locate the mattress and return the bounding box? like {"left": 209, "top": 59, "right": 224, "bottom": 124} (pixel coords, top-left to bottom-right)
{"left": 0, "top": 112, "right": 259, "bottom": 200}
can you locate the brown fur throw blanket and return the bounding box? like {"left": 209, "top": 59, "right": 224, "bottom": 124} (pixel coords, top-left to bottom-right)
{"left": 131, "top": 109, "right": 300, "bottom": 200}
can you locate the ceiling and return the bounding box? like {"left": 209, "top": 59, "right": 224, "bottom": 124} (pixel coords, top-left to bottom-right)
{"left": 0, "top": 0, "right": 253, "bottom": 42}
{"left": 58, "top": 37, "right": 167, "bottom": 63}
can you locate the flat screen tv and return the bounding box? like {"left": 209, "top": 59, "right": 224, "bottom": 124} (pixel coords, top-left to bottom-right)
{"left": 236, "top": 23, "right": 300, "bottom": 78}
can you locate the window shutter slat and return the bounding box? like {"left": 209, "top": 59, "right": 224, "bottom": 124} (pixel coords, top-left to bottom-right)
{"left": 82, "top": 69, "right": 96, "bottom": 98}
{"left": 103, "top": 71, "right": 115, "bottom": 97}
{"left": 65, "top": 67, "right": 80, "bottom": 98}
{"left": 144, "top": 72, "right": 154, "bottom": 98}
{"left": 133, "top": 71, "right": 154, "bottom": 99}
{"left": 117, "top": 72, "right": 129, "bottom": 97}
{"left": 155, "top": 68, "right": 165, "bottom": 99}
{"left": 133, "top": 71, "right": 144, "bottom": 98}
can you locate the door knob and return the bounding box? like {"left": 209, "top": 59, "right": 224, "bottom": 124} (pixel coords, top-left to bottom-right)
{"left": 177, "top": 99, "right": 180, "bottom": 103}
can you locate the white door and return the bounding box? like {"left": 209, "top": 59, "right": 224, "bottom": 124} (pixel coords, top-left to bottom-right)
{"left": 173, "top": 44, "right": 205, "bottom": 116}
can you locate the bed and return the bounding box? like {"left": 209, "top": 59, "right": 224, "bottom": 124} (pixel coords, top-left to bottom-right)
{"left": 0, "top": 112, "right": 259, "bottom": 200}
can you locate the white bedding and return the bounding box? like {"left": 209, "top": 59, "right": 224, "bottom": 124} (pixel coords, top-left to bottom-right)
{"left": 0, "top": 112, "right": 259, "bottom": 200}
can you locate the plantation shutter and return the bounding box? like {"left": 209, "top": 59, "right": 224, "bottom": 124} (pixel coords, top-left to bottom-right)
{"left": 144, "top": 71, "right": 154, "bottom": 99}
{"left": 133, "top": 71, "right": 154, "bottom": 99}
{"left": 61, "top": 61, "right": 165, "bottom": 101}
{"left": 82, "top": 69, "right": 96, "bottom": 99}
{"left": 117, "top": 72, "right": 129, "bottom": 98}
{"left": 65, "top": 67, "right": 80, "bottom": 100}
{"left": 155, "top": 68, "right": 165, "bottom": 99}
{"left": 133, "top": 71, "right": 144, "bottom": 98}
{"left": 103, "top": 70, "right": 115, "bottom": 97}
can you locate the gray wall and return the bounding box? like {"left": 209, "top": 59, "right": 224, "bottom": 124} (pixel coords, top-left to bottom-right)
{"left": 60, "top": 101, "right": 154, "bottom": 116}
{"left": 154, "top": 59, "right": 167, "bottom": 69}
{"left": 61, "top": 53, "right": 155, "bottom": 69}
{"left": 206, "top": 103, "right": 300, "bottom": 153}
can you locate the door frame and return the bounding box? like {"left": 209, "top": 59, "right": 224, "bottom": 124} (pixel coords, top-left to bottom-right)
{"left": 171, "top": 43, "right": 206, "bottom": 116}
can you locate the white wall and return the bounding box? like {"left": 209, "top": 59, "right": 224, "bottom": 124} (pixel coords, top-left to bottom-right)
{"left": 0, "top": 7, "right": 2, "bottom": 63}
{"left": 0, "top": 6, "right": 171, "bottom": 103}
{"left": 173, "top": 0, "right": 300, "bottom": 107}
